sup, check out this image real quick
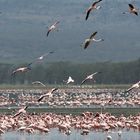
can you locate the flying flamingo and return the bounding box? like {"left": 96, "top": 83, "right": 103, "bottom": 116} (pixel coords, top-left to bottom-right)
{"left": 32, "top": 81, "right": 46, "bottom": 87}
{"left": 81, "top": 72, "right": 101, "bottom": 84}
{"left": 82, "top": 31, "right": 104, "bottom": 49}
{"left": 13, "top": 105, "right": 28, "bottom": 118}
{"left": 128, "top": 4, "right": 138, "bottom": 15}
{"left": 85, "top": 0, "right": 102, "bottom": 20}
{"left": 32, "top": 51, "right": 54, "bottom": 64}
{"left": 47, "top": 21, "right": 60, "bottom": 36}
{"left": 123, "top": 4, "right": 138, "bottom": 16}
{"left": 125, "top": 81, "right": 140, "bottom": 92}
{"left": 36, "top": 51, "right": 54, "bottom": 61}
{"left": 38, "top": 88, "right": 58, "bottom": 102}
{"left": 11, "top": 63, "right": 32, "bottom": 75}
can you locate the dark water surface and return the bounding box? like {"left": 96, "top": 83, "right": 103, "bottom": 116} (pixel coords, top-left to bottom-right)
{"left": 1, "top": 107, "right": 140, "bottom": 116}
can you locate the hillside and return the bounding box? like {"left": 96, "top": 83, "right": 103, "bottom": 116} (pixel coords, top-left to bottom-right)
{"left": 0, "top": 0, "right": 139, "bottom": 63}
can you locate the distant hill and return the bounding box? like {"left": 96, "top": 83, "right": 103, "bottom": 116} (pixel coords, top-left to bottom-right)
{"left": 0, "top": 0, "right": 140, "bottom": 63}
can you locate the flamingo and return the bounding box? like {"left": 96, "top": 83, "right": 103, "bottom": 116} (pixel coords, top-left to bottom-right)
{"left": 81, "top": 72, "right": 101, "bottom": 84}
{"left": 128, "top": 4, "right": 138, "bottom": 15}
{"left": 123, "top": 4, "right": 138, "bottom": 16}
{"left": 13, "top": 106, "right": 28, "bottom": 118}
{"left": 47, "top": 21, "right": 60, "bottom": 36}
{"left": 32, "top": 81, "right": 46, "bottom": 87}
{"left": 82, "top": 31, "right": 104, "bottom": 49}
{"left": 30, "top": 51, "right": 54, "bottom": 65}
{"left": 125, "top": 81, "right": 140, "bottom": 92}
{"left": 11, "top": 63, "right": 32, "bottom": 75}
{"left": 36, "top": 51, "right": 54, "bottom": 61}
{"left": 38, "top": 88, "right": 58, "bottom": 102}
{"left": 85, "top": 0, "right": 102, "bottom": 20}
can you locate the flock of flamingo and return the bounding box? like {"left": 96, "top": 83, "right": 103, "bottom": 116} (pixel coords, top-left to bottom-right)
{"left": 0, "top": 112, "right": 140, "bottom": 136}
{"left": 0, "top": 0, "right": 140, "bottom": 139}
{"left": 0, "top": 86, "right": 139, "bottom": 139}
{"left": 0, "top": 88, "right": 140, "bottom": 108}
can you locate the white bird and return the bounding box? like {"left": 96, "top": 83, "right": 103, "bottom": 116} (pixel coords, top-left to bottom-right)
{"left": 37, "top": 51, "right": 54, "bottom": 61}
{"left": 32, "top": 81, "right": 46, "bottom": 87}
{"left": 125, "top": 81, "right": 140, "bottom": 92}
{"left": 32, "top": 51, "right": 54, "bottom": 64}
{"left": 66, "top": 76, "right": 74, "bottom": 84}
{"left": 82, "top": 31, "right": 104, "bottom": 49}
{"left": 106, "top": 135, "right": 112, "bottom": 140}
{"left": 85, "top": 0, "right": 102, "bottom": 20}
{"left": 118, "top": 130, "right": 122, "bottom": 137}
{"left": 47, "top": 21, "right": 60, "bottom": 36}
{"left": 13, "top": 106, "right": 28, "bottom": 118}
{"left": 38, "top": 88, "right": 58, "bottom": 102}
{"left": 81, "top": 72, "right": 101, "bottom": 84}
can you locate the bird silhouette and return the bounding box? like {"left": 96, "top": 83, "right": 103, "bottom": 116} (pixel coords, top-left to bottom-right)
{"left": 32, "top": 81, "right": 46, "bottom": 87}
{"left": 47, "top": 21, "right": 60, "bottom": 36}
{"left": 125, "top": 81, "right": 140, "bottom": 93}
{"left": 38, "top": 88, "right": 58, "bottom": 102}
{"left": 128, "top": 4, "right": 138, "bottom": 16}
{"left": 13, "top": 105, "right": 29, "bottom": 118}
{"left": 82, "top": 31, "right": 104, "bottom": 49}
{"left": 123, "top": 4, "right": 138, "bottom": 16}
{"left": 85, "top": 0, "right": 102, "bottom": 20}
{"left": 81, "top": 72, "right": 101, "bottom": 84}
{"left": 65, "top": 76, "right": 75, "bottom": 84}
{"left": 11, "top": 63, "right": 32, "bottom": 75}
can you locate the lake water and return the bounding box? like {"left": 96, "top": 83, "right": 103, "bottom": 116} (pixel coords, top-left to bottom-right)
{"left": 1, "top": 129, "right": 140, "bottom": 140}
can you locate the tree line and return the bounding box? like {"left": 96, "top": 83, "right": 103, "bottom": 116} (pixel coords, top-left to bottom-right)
{"left": 0, "top": 59, "right": 140, "bottom": 85}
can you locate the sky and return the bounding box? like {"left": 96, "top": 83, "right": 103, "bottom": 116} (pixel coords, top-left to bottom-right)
{"left": 0, "top": 0, "right": 140, "bottom": 63}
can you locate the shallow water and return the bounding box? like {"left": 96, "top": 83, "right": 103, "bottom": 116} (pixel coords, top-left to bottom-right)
{"left": 1, "top": 107, "right": 140, "bottom": 117}
{"left": 1, "top": 129, "right": 140, "bottom": 140}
